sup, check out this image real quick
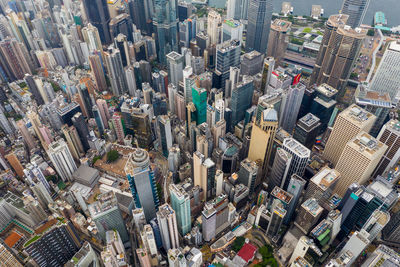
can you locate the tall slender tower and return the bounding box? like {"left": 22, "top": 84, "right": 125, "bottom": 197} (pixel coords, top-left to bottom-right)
{"left": 245, "top": 0, "right": 273, "bottom": 54}
{"left": 157, "top": 204, "right": 180, "bottom": 250}
{"left": 323, "top": 104, "right": 375, "bottom": 166}
{"left": 341, "top": 0, "right": 370, "bottom": 28}
{"left": 310, "top": 14, "right": 366, "bottom": 93}
{"left": 82, "top": 0, "right": 111, "bottom": 44}
{"left": 169, "top": 184, "right": 191, "bottom": 235}
{"left": 207, "top": 10, "right": 221, "bottom": 45}
{"left": 47, "top": 139, "right": 77, "bottom": 181}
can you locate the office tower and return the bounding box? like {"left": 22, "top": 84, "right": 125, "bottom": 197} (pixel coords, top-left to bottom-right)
{"left": 341, "top": 0, "right": 370, "bottom": 28}
{"left": 25, "top": 221, "right": 81, "bottom": 267}
{"left": 370, "top": 41, "right": 400, "bottom": 101}
{"left": 109, "top": 14, "right": 133, "bottom": 42}
{"left": 93, "top": 105, "right": 105, "bottom": 135}
{"left": 261, "top": 57, "right": 275, "bottom": 94}
{"left": 25, "top": 75, "right": 44, "bottom": 105}
{"left": 0, "top": 108, "right": 13, "bottom": 135}
{"left": 382, "top": 210, "right": 400, "bottom": 246}
{"left": 167, "top": 52, "right": 184, "bottom": 87}
{"left": 102, "top": 230, "right": 129, "bottom": 266}
{"left": 237, "top": 158, "right": 259, "bottom": 195}
{"left": 310, "top": 14, "right": 366, "bottom": 93}
{"left": 153, "top": 0, "right": 178, "bottom": 65}
{"left": 82, "top": 0, "right": 111, "bottom": 44}
{"left": 267, "top": 19, "right": 291, "bottom": 64}
{"left": 88, "top": 191, "right": 129, "bottom": 243}
{"left": 72, "top": 112, "right": 90, "bottom": 151}
{"left": 323, "top": 104, "right": 375, "bottom": 166}
{"left": 231, "top": 76, "right": 254, "bottom": 127}
{"left": 334, "top": 132, "right": 386, "bottom": 196}
{"left": 62, "top": 125, "right": 84, "bottom": 160}
{"left": 246, "top": 0, "right": 273, "bottom": 53}
{"left": 82, "top": 23, "right": 103, "bottom": 52}
{"left": 361, "top": 209, "right": 390, "bottom": 242}
{"left": 125, "top": 149, "right": 159, "bottom": 221}
{"left": 293, "top": 113, "right": 321, "bottom": 149}
{"left": 281, "top": 138, "right": 310, "bottom": 188}
{"left": 248, "top": 108, "right": 278, "bottom": 173}
{"left": 47, "top": 139, "right": 77, "bottom": 181}
{"left": 215, "top": 40, "right": 241, "bottom": 90}
{"left": 227, "top": 0, "right": 242, "bottom": 19}
{"left": 304, "top": 167, "right": 340, "bottom": 205}
{"left": 266, "top": 199, "right": 287, "bottom": 238}
{"left": 78, "top": 84, "right": 94, "bottom": 118}
{"left": 65, "top": 242, "right": 99, "bottom": 267}
{"left": 362, "top": 245, "right": 400, "bottom": 267}
{"left": 183, "top": 66, "right": 194, "bottom": 103}
{"left": 289, "top": 236, "right": 323, "bottom": 266}
{"left": 179, "top": 18, "right": 196, "bottom": 48}
{"left": 221, "top": 19, "right": 243, "bottom": 44}
{"left": 202, "top": 194, "right": 229, "bottom": 241}
{"left": 240, "top": 51, "right": 264, "bottom": 76}
{"left": 372, "top": 120, "right": 400, "bottom": 177}
{"left": 294, "top": 198, "right": 324, "bottom": 234}
{"left": 170, "top": 184, "right": 191, "bottom": 235}
{"left": 192, "top": 87, "right": 207, "bottom": 125}
{"left": 285, "top": 175, "right": 306, "bottom": 224}
{"left": 0, "top": 242, "right": 23, "bottom": 267}
{"left": 337, "top": 231, "right": 370, "bottom": 266}
{"left": 280, "top": 83, "right": 306, "bottom": 133}
{"left": 89, "top": 53, "right": 107, "bottom": 92}
{"left": 104, "top": 46, "right": 128, "bottom": 96}
{"left": 0, "top": 38, "right": 32, "bottom": 81}
{"left": 193, "top": 151, "right": 216, "bottom": 201}
{"left": 157, "top": 204, "right": 180, "bottom": 250}
{"left": 157, "top": 115, "right": 173, "bottom": 157}
{"left": 207, "top": 10, "right": 221, "bottom": 45}
{"left": 268, "top": 148, "right": 292, "bottom": 192}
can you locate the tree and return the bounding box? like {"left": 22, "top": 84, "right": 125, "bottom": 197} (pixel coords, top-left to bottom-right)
{"left": 107, "top": 150, "right": 119, "bottom": 162}
{"left": 367, "top": 29, "right": 375, "bottom": 36}
{"left": 232, "top": 236, "right": 245, "bottom": 252}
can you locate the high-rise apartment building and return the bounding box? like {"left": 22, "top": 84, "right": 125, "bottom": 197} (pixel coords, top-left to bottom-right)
{"left": 0, "top": 38, "right": 32, "bottom": 80}
{"left": 125, "top": 149, "right": 159, "bottom": 221}
{"left": 89, "top": 53, "right": 107, "bottom": 92}
{"left": 193, "top": 151, "right": 216, "bottom": 201}
{"left": 334, "top": 132, "right": 387, "bottom": 196}
{"left": 153, "top": 0, "right": 179, "bottom": 65}
{"left": 267, "top": 19, "right": 291, "bottom": 64}
{"left": 101, "top": 230, "right": 130, "bottom": 266}
{"left": 88, "top": 191, "right": 129, "bottom": 243}
{"left": 47, "top": 139, "right": 77, "bottom": 182}
{"left": 157, "top": 203, "right": 180, "bottom": 250}
{"left": 82, "top": 0, "right": 111, "bottom": 44}
{"left": 82, "top": 23, "right": 103, "bottom": 53}
{"left": 104, "top": 46, "right": 128, "bottom": 96}
{"left": 369, "top": 41, "right": 400, "bottom": 101}
{"left": 323, "top": 104, "right": 376, "bottom": 166}
{"left": 169, "top": 184, "right": 191, "bottom": 235}
{"left": 248, "top": 108, "right": 278, "bottom": 174}
{"left": 341, "top": 0, "right": 370, "bottom": 28}
{"left": 246, "top": 0, "right": 273, "bottom": 54}
{"left": 310, "top": 14, "right": 366, "bottom": 92}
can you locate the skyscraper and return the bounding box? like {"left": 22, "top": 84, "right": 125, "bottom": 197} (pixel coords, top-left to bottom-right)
{"left": 226, "top": 0, "right": 242, "bottom": 20}
{"left": 167, "top": 52, "right": 184, "bottom": 87}
{"left": 207, "top": 10, "right": 221, "bottom": 45}
{"left": 281, "top": 138, "right": 310, "bottom": 189}
{"left": 285, "top": 175, "right": 306, "bottom": 224}
{"left": 369, "top": 41, "right": 400, "bottom": 101}
{"left": 237, "top": 158, "right": 259, "bottom": 195}
{"left": 193, "top": 151, "right": 216, "bottom": 201}
{"left": 268, "top": 148, "right": 292, "bottom": 193}
{"left": 310, "top": 14, "right": 366, "bottom": 93}
{"left": 248, "top": 108, "right": 278, "bottom": 174}
{"left": 82, "top": 23, "right": 103, "bottom": 53}
{"left": 88, "top": 191, "right": 129, "bottom": 243}
{"left": 157, "top": 115, "right": 173, "bottom": 157}
{"left": 169, "top": 184, "right": 191, "bottom": 235}
{"left": 109, "top": 14, "right": 134, "bottom": 42}
{"left": 333, "top": 132, "right": 387, "bottom": 196}
{"left": 89, "top": 53, "right": 107, "bottom": 92}
{"left": 0, "top": 242, "right": 23, "bottom": 267}
{"left": 157, "top": 203, "right": 180, "bottom": 250}
{"left": 192, "top": 87, "right": 207, "bottom": 125}
{"left": 104, "top": 46, "right": 128, "bottom": 96}
{"left": 62, "top": 125, "right": 84, "bottom": 160}
{"left": 47, "top": 139, "right": 77, "bottom": 182}
{"left": 372, "top": 120, "right": 400, "bottom": 178}
{"left": 246, "top": 0, "right": 273, "bottom": 54}
{"left": 280, "top": 83, "right": 306, "bottom": 134}
{"left": 341, "top": 0, "right": 370, "bottom": 28}
{"left": 215, "top": 40, "right": 241, "bottom": 90}
{"left": 153, "top": 0, "right": 179, "bottom": 65}
{"left": 231, "top": 76, "right": 254, "bottom": 127}
{"left": 303, "top": 167, "right": 340, "bottom": 206}
{"left": 267, "top": 19, "right": 291, "bottom": 64}
{"left": 293, "top": 113, "right": 321, "bottom": 149}
{"left": 294, "top": 198, "right": 324, "bottom": 234}
{"left": 72, "top": 112, "right": 90, "bottom": 152}
{"left": 125, "top": 149, "right": 159, "bottom": 221}
{"left": 82, "top": 0, "right": 111, "bottom": 44}
{"left": 323, "top": 104, "right": 375, "bottom": 166}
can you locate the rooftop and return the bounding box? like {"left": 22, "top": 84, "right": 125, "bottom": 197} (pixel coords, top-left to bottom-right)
{"left": 342, "top": 104, "right": 375, "bottom": 124}
{"left": 311, "top": 167, "right": 340, "bottom": 191}
{"left": 350, "top": 132, "right": 387, "bottom": 156}
{"left": 299, "top": 113, "right": 320, "bottom": 127}
{"left": 271, "top": 186, "right": 293, "bottom": 205}
{"left": 271, "top": 19, "right": 291, "bottom": 32}
{"left": 316, "top": 83, "right": 338, "bottom": 98}
{"left": 302, "top": 198, "right": 323, "bottom": 217}
{"left": 237, "top": 242, "right": 258, "bottom": 263}
{"left": 283, "top": 138, "right": 311, "bottom": 158}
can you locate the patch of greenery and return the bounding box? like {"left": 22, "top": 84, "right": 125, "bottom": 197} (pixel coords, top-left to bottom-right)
{"left": 107, "top": 150, "right": 119, "bottom": 162}
{"left": 290, "top": 38, "right": 304, "bottom": 45}
{"left": 92, "top": 155, "right": 102, "bottom": 164}
{"left": 24, "top": 235, "right": 40, "bottom": 247}
{"left": 232, "top": 236, "right": 245, "bottom": 252}
{"left": 303, "top": 27, "right": 312, "bottom": 33}
{"left": 58, "top": 181, "right": 66, "bottom": 190}
{"left": 156, "top": 182, "right": 163, "bottom": 201}
{"left": 50, "top": 81, "right": 61, "bottom": 92}
{"left": 255, "top": 245, "right": 278, "bottom": 267}
{"left": 18, "top": 82, "right": 27, "bottom": 88}
{"left": 350, "top": 72, "right": 358, "bottom": 79}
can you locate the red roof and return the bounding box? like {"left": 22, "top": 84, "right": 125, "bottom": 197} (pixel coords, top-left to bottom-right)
{"left": 237, "top": 242, "right": 257, "bottom": 263}
{"left": 4, "top": 231, "right": 23, "bottom": 248}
